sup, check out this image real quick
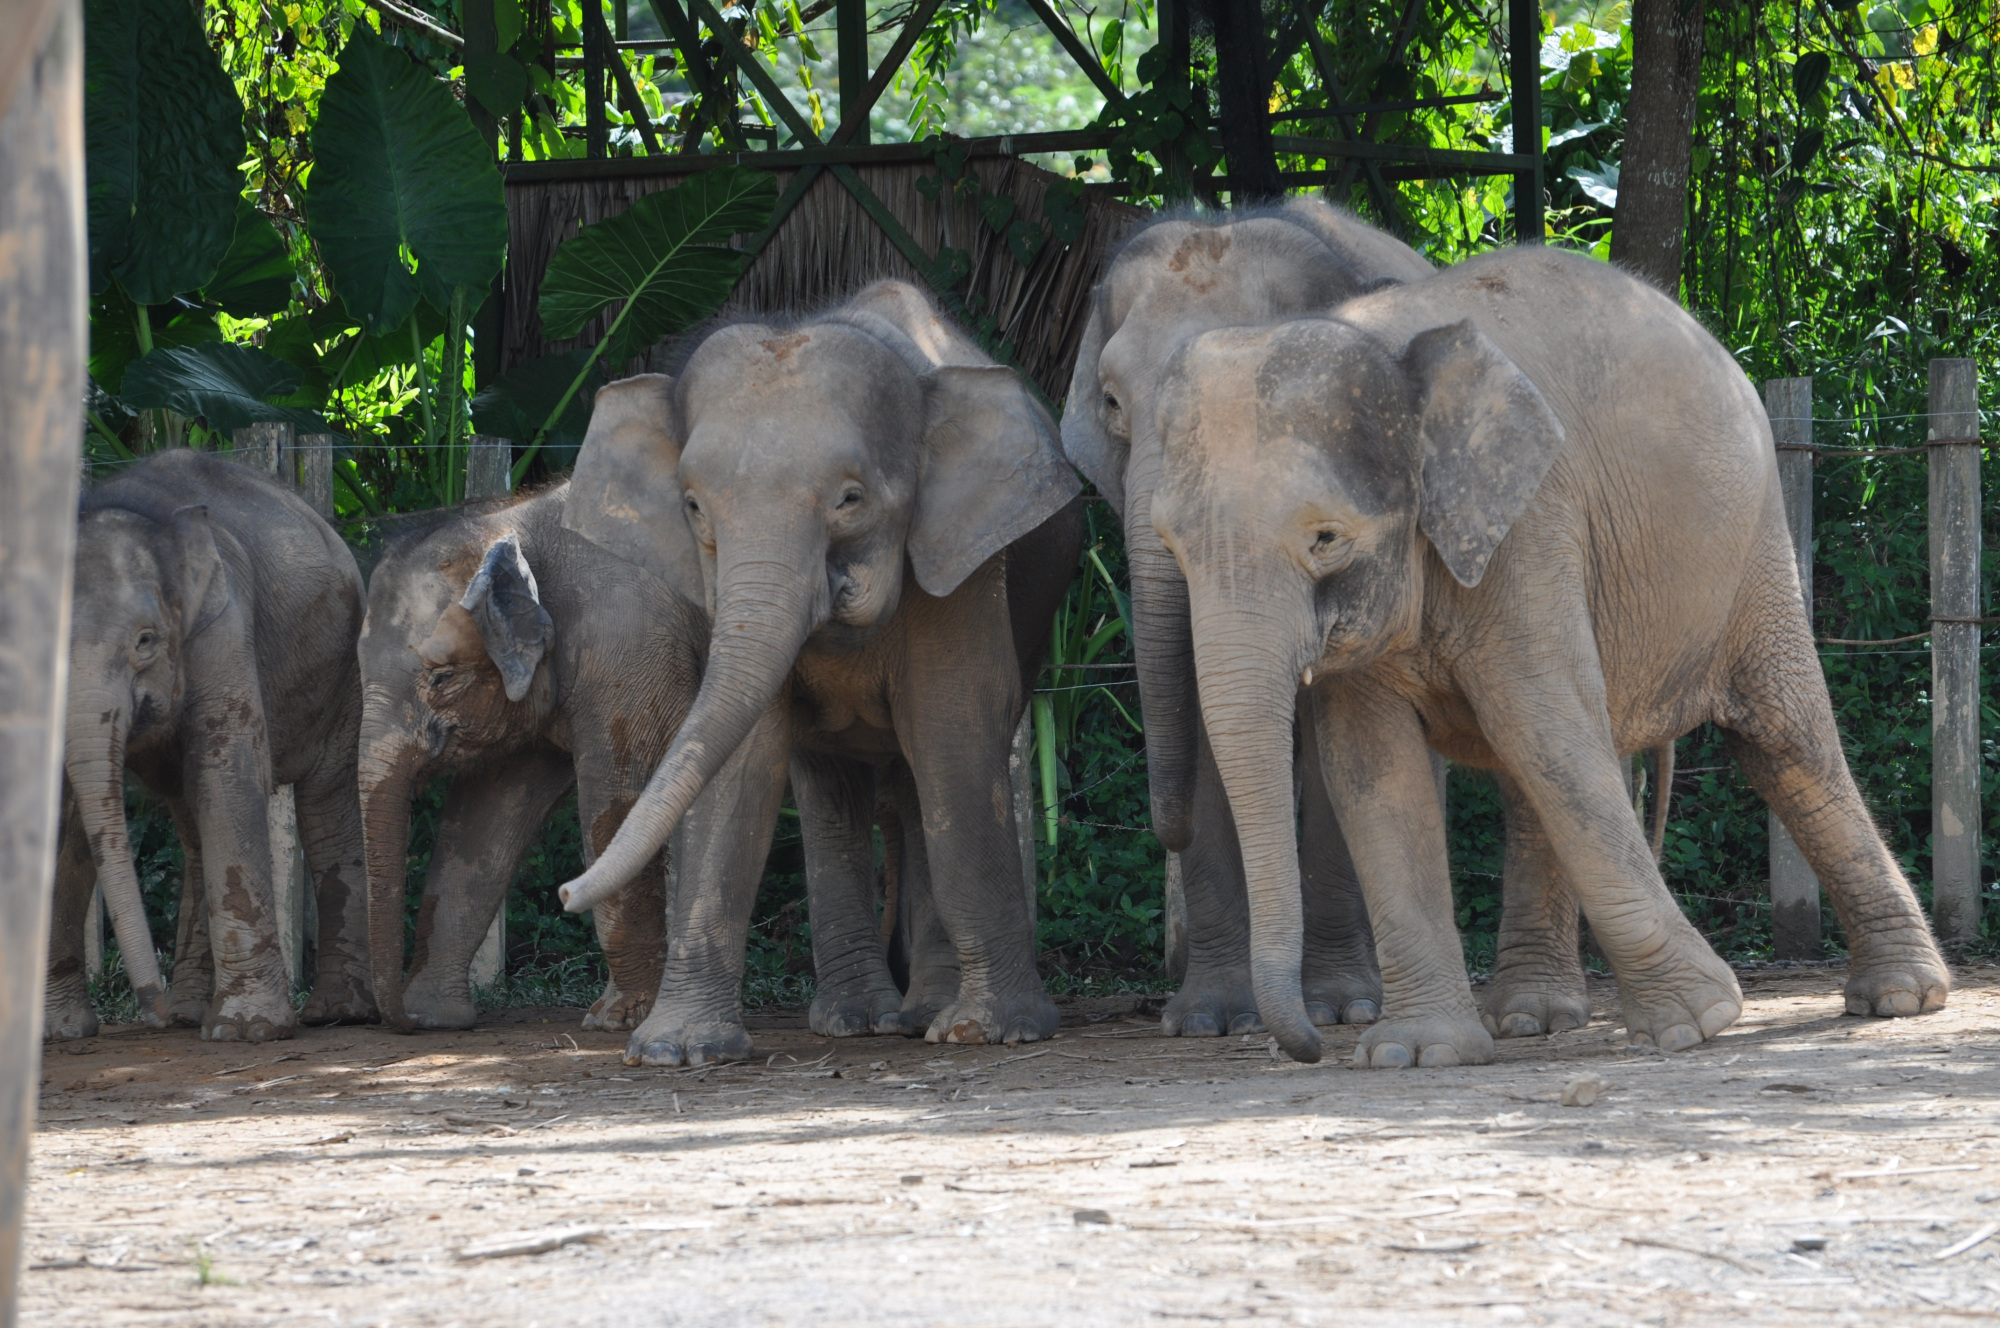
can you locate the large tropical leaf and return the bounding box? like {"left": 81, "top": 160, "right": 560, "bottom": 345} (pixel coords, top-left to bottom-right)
{"left": 471, "top": 350, "right": 600, "bottom": 470}
{"left": 89, "top": 290, "right": 220, "bottom": 395}
{"left": 308, "top": 26, "right": 507, "bottom": 334}
{"left": 538, "top": 167, "right": 778, "bottom": 368}
{"left": 119, "top": 342, "right": 326, "bottom": 434}
{"left": 84, "top": 0, "right": 246, "bottom": 304}
{"left": 203, "top": 200, "right": 296, "bottom": 317}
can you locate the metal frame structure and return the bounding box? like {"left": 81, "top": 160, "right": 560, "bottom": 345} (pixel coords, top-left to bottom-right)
{"left": 506, "top": 0, "right": 1550, "bottom": 285}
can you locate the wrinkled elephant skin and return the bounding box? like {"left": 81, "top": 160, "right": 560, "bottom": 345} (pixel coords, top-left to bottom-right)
{"left": 1150, "top": 249, "right": 1949, "bottom": 1064}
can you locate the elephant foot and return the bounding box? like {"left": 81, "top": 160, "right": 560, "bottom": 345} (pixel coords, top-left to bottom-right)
{"left": 582, "top": 977, "right": 655, "bottom": 1033}
{"left": 1302, "top": 965, "right": 1383, "bottom": 1028}
{"left": 302, "top": 971, "right": 380, "bottom": 1026}
{"left": 42, "top": 975, "right": 98, "bottom": 1041}
{"left": 886, "top": 965, "right": 961, "bottom": 1039}
{"left": 809, "top": 981, "right": 904, "bottom": 1038}
{"left": 1353, "top": 1011, "right": 1495, "bottom": 1069}
{"left": 1614, "top": 936, "right": 1742, "bottom": 1052}
{"left": 1161, "top": 966, "right": 1262, "bottom": 1037}
{"left": 624, "top": 1005, "right": 753, "bottom": 1067}
{"left": 202, "top": 987, "right": 298, "bottom": 1043}
{"left": 1844, "top": 932, "right": 1951, "bottom": 1018}
{"left": 924, "top": 987, "right": 1059, "bottom": 1046}
{"left": 401, "top": 973, "right": 477, "bottom": 1031}
{"left": 1480, "top": 957, "right": 1589, "bottom": 1039}
{"left": 166, "top": 993, "right": 206, "bottom": 1029}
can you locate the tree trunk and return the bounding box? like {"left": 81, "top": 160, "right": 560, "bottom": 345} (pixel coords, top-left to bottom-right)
{"left": 1205, "top": 0, "right": 1281, "bottom": 204}
{"left": 1609, "top": 0, "right": 1706, "bottom": 295}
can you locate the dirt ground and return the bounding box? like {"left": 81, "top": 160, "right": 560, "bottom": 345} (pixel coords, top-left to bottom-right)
{"left": 18, "top": 964, "right": 2000, "bottom": 1327}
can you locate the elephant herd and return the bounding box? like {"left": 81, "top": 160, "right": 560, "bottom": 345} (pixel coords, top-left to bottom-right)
{"left": 45, "top": 201, "right": 1952, "bottom": 1074}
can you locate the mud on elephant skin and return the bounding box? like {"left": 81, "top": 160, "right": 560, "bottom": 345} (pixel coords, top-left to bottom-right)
{"left": 357, "top": 482, "right": 706, "bottom": 1033}
{"left": 556, "top": 279, "right": 1083, "bottom": 1066}
{"left": 48, "top": 449, "right": 370, "bottom": 1043}
{"left": 1148, "top": 247, "right": 1949, "bottom": 1066}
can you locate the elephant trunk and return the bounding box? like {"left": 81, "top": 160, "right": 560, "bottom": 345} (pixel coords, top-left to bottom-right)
{"left": 1187, "top": 597, "right": 1322, "bottom": 1063}
{"left": 1125, "top": 498, "right": 1200, "bottom": 853}
{"left": 64, "top": 690, "right": 169, "bottom": 1027}
{"left": 560, "top": 538, "right": 817, "bottom": 913}
{"left": 358, "top": 725, "right": 426, "bottom": 1030}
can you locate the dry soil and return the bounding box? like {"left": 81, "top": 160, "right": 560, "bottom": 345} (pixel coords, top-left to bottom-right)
{"left": 20, "top": 964, "right": 2000, "bottom": 1326}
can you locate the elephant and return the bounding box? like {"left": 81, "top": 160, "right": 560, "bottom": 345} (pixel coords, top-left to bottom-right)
{"left": 355, "top": 481, "right": 704, "bottom": 1033}
{"left": 47, "top": 449, "right": 372, "bottom": 1041}
{"left": 1145, "top": 245, "right": 1951, "bottom": 1066}
{"left": 554, "top": 279, "right": 1084, "bottom": 1064}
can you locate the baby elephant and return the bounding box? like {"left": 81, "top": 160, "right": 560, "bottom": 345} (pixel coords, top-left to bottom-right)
{"left": 1152, "top": 247, "right": 1949, "bottom": 1065}
{"left": 48, "top": 449, "right": 371, "bottom": 1041}
{"left": 357, "top": 482, "right": 703, "bottom": 1032}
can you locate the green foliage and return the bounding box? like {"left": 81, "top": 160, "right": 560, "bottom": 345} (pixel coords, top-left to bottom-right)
{"left": 84, "top": 0, "right": 245, "bottom": 304}
{"left": 119, "top": 342, "right": 325, "bottom": 434}
{"left": 203, "top": 199, "right": 298, "bottom": 318}
{"left": 307, "top": 25, "right": 507, "bottom": 334}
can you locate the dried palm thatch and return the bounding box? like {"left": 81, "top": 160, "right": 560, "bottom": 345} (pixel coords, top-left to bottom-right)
{"left": 501, "top": 157, "right": 1145, "bottom": 400}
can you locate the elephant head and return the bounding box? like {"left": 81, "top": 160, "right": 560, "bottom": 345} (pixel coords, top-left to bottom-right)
{"left": 1149, "top": 317, "right": 1564, "bottom": 1060}
{"left": 65, "top": 501, "right": 241, "bottom": 1027}
{"left": 356, "top": 511, "right": 559, "bottom": 1025}
{"left": 554, "top": 300, "right": 1077, "bottom": 913}
{"left": 1062, "top": 200, "right": 1432, "bottom": 852}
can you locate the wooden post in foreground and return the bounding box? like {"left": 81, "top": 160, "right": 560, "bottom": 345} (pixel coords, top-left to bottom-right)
{"left": 465, "top": 436, "right": 512, "bottom": 988}
{"left": 1929, "top": 359, "right": 1982, "bottom": 945}
{"left": 1764, "top": 378, "right": 1820, "bottom": 958}
{"left": 0, "top": 5, "right": 84, "bottom": 1323}
{"left": 1010, "top": 710, "right": 1038, "bottom": 931}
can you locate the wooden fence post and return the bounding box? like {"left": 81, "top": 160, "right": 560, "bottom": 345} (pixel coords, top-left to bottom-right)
{"left": 465, "top": 436, "right": 512, "bottom": 987}
{"left": 296, "top": 432, "right": 335, "bottom": 519}
{"left": 1764, "top": 377, "right": 1820, "bottom": 958}
{"left": 0, "top": 6, "right": 85, "bottom": 1321}
{"left": 1929, "top": 359, "right": 1982, "bottom": 945}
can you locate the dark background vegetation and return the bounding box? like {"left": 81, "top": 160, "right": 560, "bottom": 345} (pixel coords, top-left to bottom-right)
{"left": 92, "top": 1, "right": 2000, "bottom": 1019}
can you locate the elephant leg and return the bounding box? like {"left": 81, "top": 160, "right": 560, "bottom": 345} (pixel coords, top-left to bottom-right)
{"left": 191, "top": 755, "right": 294, "bottom": 1043}
{"left": 163, "top": 797, "right": 214, "bottom": 1028}
{"left": 1298, "top": 728, "right": 1381, "bottom": 1027}
{"left": 1716, "top": 579, "right": 1947, "bottom": 1017}
{"left": 794, "top": 752, "right": 902, "bottom": 1038}
{"left": 1160, "top": 731, "right": 1262, "bottom": 1037}
{"left": 1464, "top": 655, "right": 1740, "bottom": 1054}
{"left": 44, "top": 790, "right": 100, "bottom": 1041}
{"left": 295, "top": 749, "right": 375, "bottom": 1026}
{"left": 1481, "top": 771, "right": 1589, "bottom": 1038}
{"left": 888, "top": 761, "right": 961, "bottom": 1036}
{"left": 1312, "top": 679, "right": 1494, "bottom": 1069}
{"left": 624, "top": 698, "right": 790, "bottom": 1067}
{"left": 401, "top": 749, "right": 573, "bottom": 1030}
{"left": 576, "top": 768, "right": 667, "bottom": 1034}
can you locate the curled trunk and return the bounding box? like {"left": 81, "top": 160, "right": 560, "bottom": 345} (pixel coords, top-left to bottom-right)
{"left": 560, "top": 544, "right": 816, "bottom": 913}
{"left": 1126, "top": 503, "right": 1200, "bottom": 853}
{"left": 359, "top": 732, "right": 424, "bottom": 1030}
{"left": 65, "top": 694, "right": 169, "bottom": 1027}
{"left": 1188, "top": 610, "right": 1321, "bottom": 1062}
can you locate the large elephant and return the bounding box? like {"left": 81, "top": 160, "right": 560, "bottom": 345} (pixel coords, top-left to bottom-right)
{"left": 1060, "top": 200, "right": 1427, "bottom": 1036}
{"left": 47, "top": 449, "right": 371, "bottom": 1042}
{"left": 555, "top": 280, "right": 1083, "bottom": 1064}
{"left": 356, "top": 482, "right": 703, "bottom": 1032}
{"left": 1148, "top": 246, "right": 1951, "bottom": 1065}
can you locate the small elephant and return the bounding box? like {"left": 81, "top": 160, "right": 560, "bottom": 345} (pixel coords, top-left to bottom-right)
{"left": 49, "top": 449, "right": 371, "bottom": 1041}
{"left": 1149, "top": 247, "right": 1950, "bottom": 1065}
{"left": 1062, "top": 199, "right": 1430, "bottom": 1036}
{"left": 355, "top": 482, "right": 704, "bottom": 1032}
{"left": 556, "top": 280, "right": 1083, "bottom": 1064}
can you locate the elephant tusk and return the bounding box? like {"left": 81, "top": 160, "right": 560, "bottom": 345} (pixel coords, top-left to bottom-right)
{"left": 1302, "top": 666, "right": 1314, "bottom": 688}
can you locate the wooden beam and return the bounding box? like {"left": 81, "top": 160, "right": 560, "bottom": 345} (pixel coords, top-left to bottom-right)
{"left": 1270, "top": 134, "right": 1536, "bottom": 173}
{"left": 687, "top": 0, "right": 820, "bottom": 145}
{"left": 1507, "top": 0, "right": 1544, "bottom": 242}
{"left": 644, "top": 0, "right": 746, "bottom": 150}
{"left": 604, "top": 33, "right": 663, "bottom": 153}
{"left": 500, "top": 128, "right": 1123, "bottom": 183}
{"left": 1021, "top": 0, "right": 1129, "bottom": 117}
{"left": 835, "top": 0, "right": 869, "bottom": 146}
{"left": 829, "top": 0, "right": 943, "bottom": 148}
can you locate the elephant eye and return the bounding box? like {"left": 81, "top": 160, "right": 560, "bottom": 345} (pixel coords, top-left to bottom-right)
{"left": 135, "top": 630, "right": 156, "bottom": 650}
{"left": 837, "top": 486, "right": 863, "bottom": 510}
{"left": 1102, "top": 391, "right": 1121, "bottom": 415}
{"left": 1313, "top": 531, "right": 1337, "bottom": 550}
{"left": 683, "top": 493, "right": 701, "bottom": 516}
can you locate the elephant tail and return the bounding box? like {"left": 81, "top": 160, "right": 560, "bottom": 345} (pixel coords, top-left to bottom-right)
{"left": 1649, "top": 740, "right": 1675, "bottom": 864}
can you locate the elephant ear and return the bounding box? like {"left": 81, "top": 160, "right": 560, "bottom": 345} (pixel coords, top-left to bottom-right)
{"left": 1058, "top": 293, "right": 1126, "bottom": 515}
{"left": 460, "top": 534, "right": 554, "bottom": 703}
{"left": 169, "top": 505, "right": 231, "bottom": 641}
{"left": 561, "top": 373, "right": 704, "bottom": 603}
{"left": 1402, "top": 320, "right": 1565, "bottom": 589}
{"left": 912, "top": 363, "right": 1082, "bottom": 599}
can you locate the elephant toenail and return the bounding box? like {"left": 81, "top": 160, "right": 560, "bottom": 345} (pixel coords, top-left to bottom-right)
{"left": 1178, "top": 1014, "right": 1221, "bottom": 1038}
{"left": 947, "top": 1020, "right": 986, "bottom": 1044}
{"left": 1227, "top": 1012, "right": 1265, "bottom": 1035}
{"left": 1369, "top": 1044, "right": 1413, "bottom": 1069}
{"left": 1627, "top": 1031, "right": 1655, "bottom": 1047}
{"left": 1418, "top": 1045, "right": 1461, "bottom": 1068}
{"left": 1342, "top": 1000, "right": 1379, "bottom": 1025}
{"left": 1305, "top": 1003, "right": 1337, "bottom": 1028}
{"left": 1699, "top": 1002, "right": 1740, "bottom": 1037}
{"left": 1875, "top": 990, "right": 1920, "bottom": 1017}
{"left": 1657, "top": 1023, "right": 1702, "bottom": 1053}
{"left": 1499, "top": 1012, "right": 1543, "bottom": 1039}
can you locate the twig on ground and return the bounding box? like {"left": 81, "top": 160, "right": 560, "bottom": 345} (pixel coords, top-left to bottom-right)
{"left": 1622, "top": 1235, "right": 1763, "bottom": 1274}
